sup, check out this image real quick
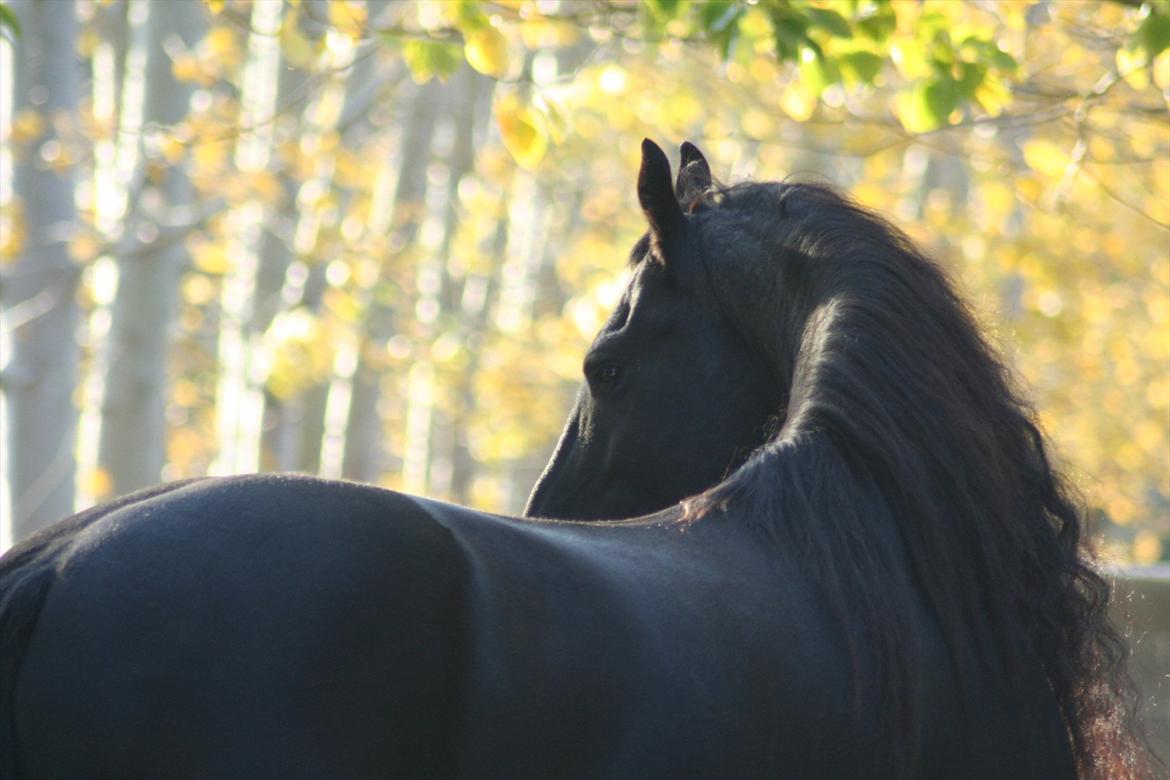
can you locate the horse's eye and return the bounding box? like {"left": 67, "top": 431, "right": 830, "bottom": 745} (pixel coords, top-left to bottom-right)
{"left": 584, "top": 353, "right": 623, "bottom": 391}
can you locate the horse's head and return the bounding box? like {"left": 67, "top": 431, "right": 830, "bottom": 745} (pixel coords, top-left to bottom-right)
{"left": 525, "top": 140, "right": 784, "bottom": 520}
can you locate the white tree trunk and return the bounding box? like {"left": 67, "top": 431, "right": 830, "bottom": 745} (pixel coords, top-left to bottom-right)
{"left": 256, "top": 1, "right": 375, "bottom": 473}
{"left": 2, "top": 0, "right": 82, "bottom": 541}
{"left": 341, "top": 78, "right": 440, "bottom": 483}
{"left": 96, "top": 1, "right": 205, "bottom": 495}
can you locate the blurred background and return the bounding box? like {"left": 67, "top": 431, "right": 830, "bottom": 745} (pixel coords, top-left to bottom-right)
{"left": 0, "top": 0, "right": 1167, "bottom": 568}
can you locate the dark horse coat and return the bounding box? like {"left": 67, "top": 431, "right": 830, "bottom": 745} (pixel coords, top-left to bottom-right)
{"left": 2, "top": 140, "right": 1114, "bottom": 778}
{"left": 3, "top": 475, "right": 1071, "bottom": 778}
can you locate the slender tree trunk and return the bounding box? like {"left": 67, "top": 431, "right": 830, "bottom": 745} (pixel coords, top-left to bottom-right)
{"left": 450, "top": 185, "right": 511, "bottom": 503}
{"left": 502, "top": 177, "right": 560, "bottom": 513}
{"left": 249, "top": 1, "right": 327, "bottom": 472}
{"left": 435, "top": 68, "right": 494, "bottom": 502}
{"left": 257, "top": 2, "right": 392, "bottom": 474}
{"left": 2, "top": 0, "right": 82, "bottom": 540}
{"left": 249, "top": 5, "right": 321, "bottom": 340}
{"left": 95, "top": 0, "right": 129, "bottom": 139}
{"left": 340, "top": 78, "right": 440, "bottom": 483}
{"left": 96, "top": 1, "right": 206, "bottom": 495}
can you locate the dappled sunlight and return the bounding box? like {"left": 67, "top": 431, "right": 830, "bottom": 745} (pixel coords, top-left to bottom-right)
{"left": 0, "top": 0, "right": 1165, "bottom": 575}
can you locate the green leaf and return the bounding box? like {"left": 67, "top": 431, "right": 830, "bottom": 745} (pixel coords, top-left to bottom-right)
{"left": 695, "top": 0, "right": 743, "bottom": 58}
{"left": 989, "top": 47, "right": 1018, "bottom": 74}
{"left": 806, "top": 8, "right": 851, "bottom": 39}
{"left": 1137, "top": 11, "right": 1170, "bottom": 59}
{"left": 699, "top": 1, "right": 743, "bottom": 59}
{"left": 769, "top": 6, "right": 810, "bottom": 61}
{"left": 802, "top": 37, "right": 824, "bottom": 62}
{"left": 958, "top": 36, "right": 1018, "bottom": 75}
{"left": 0, "top": 3, "right": 20, "bottom": 39}
{"left": 840, "top": 50, "right": 884, "bottom": 84}
{"left": 700, "top": 0, "right": 740, "bottom": 33}
{"left": 955, "top": 61, "right": 986, "bottom": 98}
{"left": 451, "top": 2, "right": 489, "bottom": 33}
{"left": 855, "top": 6, "right": 895, "bottom": 43}
{"left": 894, "top": 87, "right": 929, "bottom": 132}
{"left": 646, "top": 0, "right": 682, "bottom": 18}
{"left": 896, "top": 77, "right": 958, "bottom": 133}
{"left": 645, "top": 0, "right": 683, "bottom": 34}
{"left": 714, "top": 26, "right": 742, "bottom": 59}
{"left": 923, "top": 77, "right": 958, "bottom": 123}
{"left": 798, "top": 46, "right": 840, "bottom": 97}
{"left": 402, "top": 39, "right": 463, "bottom": 84}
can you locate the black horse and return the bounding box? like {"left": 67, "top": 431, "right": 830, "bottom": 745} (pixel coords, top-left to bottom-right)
{"left": 0, "top": 141, "right": 1140, "bottom": 778}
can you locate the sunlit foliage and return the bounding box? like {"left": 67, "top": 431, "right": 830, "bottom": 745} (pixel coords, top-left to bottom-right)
{"left": 0, "top": 0, "right": 1166, "bottom": 563}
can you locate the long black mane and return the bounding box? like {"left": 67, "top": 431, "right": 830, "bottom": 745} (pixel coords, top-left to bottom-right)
{"left": 683, "top": 181, "right": 1142, "bottom": 778}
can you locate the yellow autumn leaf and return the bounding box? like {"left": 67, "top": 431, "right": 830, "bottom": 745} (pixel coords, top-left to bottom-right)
{"left": 534, "top": 93, "right": 570, "bottom": 144}
{"left": 248, "top": 170, "right": 284, "bottom": 204}
{"left": 496, "top": 94, "right": 548, "bottom": 169}
{"left": 191, "top": 138, "right": 230, "bottom": 176}
{"left": 1116, "top": 45, "right": 1150, "bottom": 90}
{"left": 1153, "top": 49, "right": 1170, "bottom": 92}
{"left": 171, "top": 53, "right": 204, "bottom": 84}
{"left": 77, "top": 29, "right": 99, "bottom": 58}
{"left": 181, "top": 274, "right": 217, "bottom": 306}
{"left": 192, "top": 240, "right": 231, "bottom": 275}
{"left": 1015, "top": 175, "right": 1042, "bottom": 202}
{"left": 893, "top": 88, "right": 935, "bottom": 133}
{"left": 328, "top": 0, "right": 367, "bottom": 39}
{"left": 264, "top": 309, "right": 334, "bottom": 398}
{"left": 0, "top": 202, "right": 26, "bottom": 265}
{"left": 519, "top": 18, "right": 580, "bottom": 48}
{"left": 1000, "top": 3, "right": 1027, "bottom": 32}
{"left": 1133, "top": 530, "right": 1164, "bottom": 565}
{"left": 465, "top": 27, "right": 509, "bottom": 79}
{"left": 67, "top": 232, "right": 102, "bottom": 264}
{"left": 974, "top": 73, "right": 1011, "bottom": 117}
{"left": 205, "top": 26, "right": 243, "bottom": 69}
{"left": 159, "top": 132, "right": 187, "bottom": 164}
{"left": 981, "top": 180, "right": 1014, "bottom": 217}
{"left": 740, "top": 107, "right": 775, "bottom": 140}
{"left": 1022, "top": 139, "right": 1069, "bottom": 178}
{"left": 780, "top": 83, "right": 815, "bottom": 121}
{"left": 86, "top": 468, "right": 113, "bottom": 500}
{"left": 11, "top": 109, "right": 45, "bottom": 143}
{"left": 280, "top": 9, "right": 324, "bottom": 70}
{"left": 889, "top": 37, "right": 932, "bottom": 80}
{"left": 664, "top": 91, "right": 702, "bottom": 131}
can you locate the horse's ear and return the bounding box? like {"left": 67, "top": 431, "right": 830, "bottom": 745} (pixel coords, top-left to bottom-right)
{"left": 675, "top": 141, "right": 712, "bottom": 202}
{"left": 638, "top": 139, "right": 684, "bottom": 244}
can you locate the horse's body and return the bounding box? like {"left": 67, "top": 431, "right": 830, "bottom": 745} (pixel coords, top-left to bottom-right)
{"left": 2, "top": 139, "right": 1136, "bottom": 777}
{"left": 8, "top": 475, "right": 1068, "bottom": 778}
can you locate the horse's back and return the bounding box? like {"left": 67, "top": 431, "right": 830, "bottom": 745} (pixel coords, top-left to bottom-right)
{"left": 2, "top": 476, "right": 1076, "bottom": 778}
{"left": 8, "top": 475, "right": 470, "bottom": 778}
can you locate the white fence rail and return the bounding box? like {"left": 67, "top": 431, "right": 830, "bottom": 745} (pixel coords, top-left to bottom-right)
{"left": 1112, "top": 564, "right": 1170, "bottom": 765}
